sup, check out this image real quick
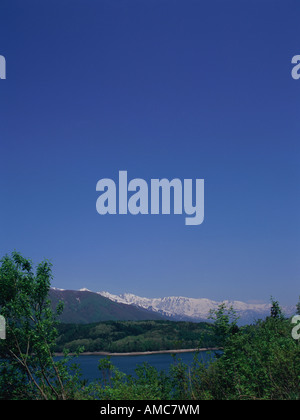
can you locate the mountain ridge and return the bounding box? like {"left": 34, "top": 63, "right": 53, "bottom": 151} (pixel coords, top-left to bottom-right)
{"left": 49, "top": 288, "right": 165, "bottom": 323}
{"left": 98, "top": 291, "right": 296, "bottom": 325}
{"left": 49, "top": 287, "right": 296, "bottom": 325}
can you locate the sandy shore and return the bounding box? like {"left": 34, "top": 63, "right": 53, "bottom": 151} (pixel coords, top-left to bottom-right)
{"left": 55, "top": 347, "right": 220, "bottom": 357}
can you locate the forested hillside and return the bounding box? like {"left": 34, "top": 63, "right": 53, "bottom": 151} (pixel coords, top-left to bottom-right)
{"left": 55, "top": 320, "right": 217, "bottom": 353}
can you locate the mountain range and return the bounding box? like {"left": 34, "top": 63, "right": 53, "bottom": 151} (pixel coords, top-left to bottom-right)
{"left": 99, "top": 291, "right": 296, "bottom": 324}
{"left": 49, "top": 288, "right": 296, "bottom": 325}
{"left": 49, "top": 288, "right": 164, "bottom": 323}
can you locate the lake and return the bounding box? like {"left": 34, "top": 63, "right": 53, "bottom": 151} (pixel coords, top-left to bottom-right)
{"left": 57, "top": 350, "right": 217, "bottom": 383}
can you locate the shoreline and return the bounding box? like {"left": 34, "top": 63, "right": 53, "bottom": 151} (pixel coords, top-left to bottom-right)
{"left": 54, "top": 347, "right": 221, "bottom": 357}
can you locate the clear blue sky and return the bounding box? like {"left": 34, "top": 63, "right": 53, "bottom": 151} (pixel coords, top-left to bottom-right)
{"left": 0, "top": 0, "right": 299, "bottom": 305}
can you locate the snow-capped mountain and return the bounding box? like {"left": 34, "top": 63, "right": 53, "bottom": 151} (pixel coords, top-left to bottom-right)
{"left": 49, "top": 288, "right": 165, "bottom": 323}
{"left": 98, "top": 291, "right": 295, "bottom": 324}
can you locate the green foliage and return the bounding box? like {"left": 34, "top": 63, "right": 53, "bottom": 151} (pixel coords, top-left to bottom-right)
{"left": 55, "top": 320, "right": 216, "bottom": 353}
{"left": 184, "top": 302, "right": 300, "bottom": 400}
{"left": 0, "top": 252, "right": 81, "bottom": 400}
{"left": 270, "top": 297, "right": 285, "bottom": 320}
{"left": 83, "top": 302, "right": 299, "bottom": 401}
{"left": 208, "top": 302, "right": 239, "bottom": 347}
{"left": 1, "top": 251, "right": 299, "bottom": 400}
{"left": 78, "top": 352, "right": 216, "bottom": 401}
{"left": 81, "top": 356, "right": 192, "bottom": 400}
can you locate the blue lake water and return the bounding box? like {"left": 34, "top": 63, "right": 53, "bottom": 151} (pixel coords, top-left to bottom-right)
{"left": 57, "top": 351, "right": 217, "bottom": 383}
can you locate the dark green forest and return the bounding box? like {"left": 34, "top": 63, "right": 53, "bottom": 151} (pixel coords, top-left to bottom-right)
{"left": 55, "top": 320, "right": 217, "bottom": 353}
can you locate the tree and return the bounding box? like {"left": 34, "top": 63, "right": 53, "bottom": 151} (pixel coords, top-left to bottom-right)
{"left": 270, "top": 297, "right": 284, "bottom": 320}
{"left": 208, "top": 303, "right": 239, "bottom": 347}
{"left": 0, "top": 251, "right": 79, "bottom": 400}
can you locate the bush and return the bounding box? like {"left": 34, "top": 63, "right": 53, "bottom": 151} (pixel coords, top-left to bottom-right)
{"left": 88, "top": 302, "right": 300, "bottom": 400}
{"left": 187, "top": 306, "right": 300, "bottom": 400}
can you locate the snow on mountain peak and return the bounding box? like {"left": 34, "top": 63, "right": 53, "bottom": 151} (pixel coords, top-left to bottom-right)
{"left": 97, "top": 291, "right": 286, "bottom": 324}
